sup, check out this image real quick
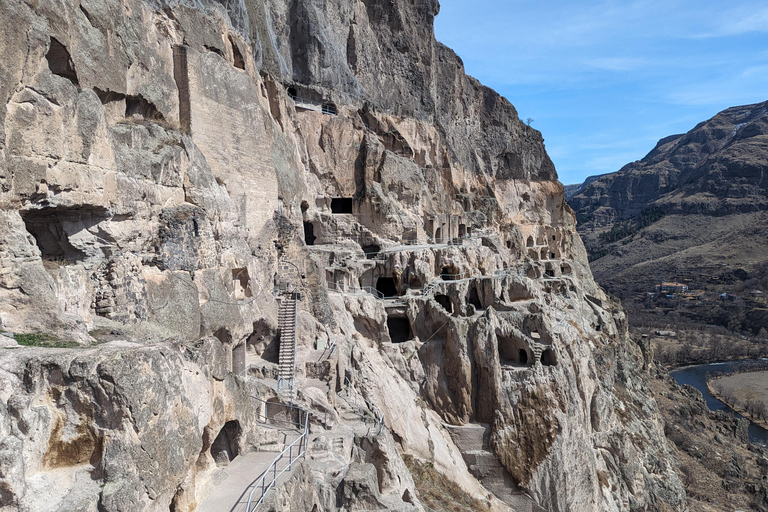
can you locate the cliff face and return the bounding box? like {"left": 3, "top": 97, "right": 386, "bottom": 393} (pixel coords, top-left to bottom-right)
{"left": 569, "top": 101, "right": 768, "bottom": 227}
{"left": 0, "top": 1, "right": 684, "bottom": 511}
{"left": 568, "top": 102, "right": 768, "bottom": 312}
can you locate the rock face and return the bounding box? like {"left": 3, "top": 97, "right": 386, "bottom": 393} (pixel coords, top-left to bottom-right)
{"left": 570, "top": 101, "right": 768, "bottom": 226}
{"left": 0, "top": 0, "right": 685, "bottom": 511}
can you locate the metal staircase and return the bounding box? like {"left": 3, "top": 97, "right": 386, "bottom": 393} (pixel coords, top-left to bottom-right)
{"left": 277, "top": 294, "right": 298, "bottom": 397}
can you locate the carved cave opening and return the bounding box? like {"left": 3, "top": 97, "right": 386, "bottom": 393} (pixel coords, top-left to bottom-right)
{"left": 125, "top": 95, "right": 165, "bottom": 122}
{"left": 561, "top": 263, "right": 572, "bottom": 274}
{"left": 435, "top": 294, "right": 452, "bottom": 313}
{"left": 541, "top": 348, "right": 557, "bottom": 366}
{"left": 228, "top": 35, "right": 245, "bottom": 70}
{"left": 331, "top": 198, "right": 354, "bottom": 214}
{"left": 210, "top": 421, "right": 240, "bottom": 467}
{"left": 361, "top": 244, "right": 380, "bottom": 259}
{"left": 387, "top": 316, "right": 412, "bottom": 344}
{"left": 376, "top": 277, "right": 398, "bottom": 298}
{"left": 46, "top": 38, "right": 78, "bottom": 85}
{"left": 498, "top": 334, "right": 531, "bottom": 366}
{"left": 526, "top": 236, "right": 534, "bottom": 247}
{"left": 304, "top": 222, "right": 316, "bottom": 246}
{"left": 458, "top": 224, "right": 466, "bottom": 237}
{"left": 232, "top": 268, "right": 252, "bottom": 299}
{"left": 467, "top": 286, "right": 483, "bottom": 310}
{"left": 440, "top": 266, "right": 459, "bottom": 281}
{"left": 21, "top": 206, "right": 107, "bottom": 264}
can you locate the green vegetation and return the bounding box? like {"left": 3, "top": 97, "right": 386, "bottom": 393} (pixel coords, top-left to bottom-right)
{"left": 598, "top": 206, "right": 666, "bottom": 243}
{"left": 13, "top": 333, "right": 78, "bottom": 348}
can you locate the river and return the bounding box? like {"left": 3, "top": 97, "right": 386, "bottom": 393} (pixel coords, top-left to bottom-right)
{"left": 670, "top": 360, "right": 768, "bottom": 445}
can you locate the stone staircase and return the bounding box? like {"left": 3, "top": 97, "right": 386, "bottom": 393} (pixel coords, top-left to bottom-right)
{"left": 278, "top": 295, "right": 298, "bottom": 387}
{"left": 445, "top": 423, "right": 547, "bottom": 512}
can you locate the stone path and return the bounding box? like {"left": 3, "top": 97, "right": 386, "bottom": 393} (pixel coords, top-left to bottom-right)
{"left": 197, "top": 431, "right": 301, "bottom": 512}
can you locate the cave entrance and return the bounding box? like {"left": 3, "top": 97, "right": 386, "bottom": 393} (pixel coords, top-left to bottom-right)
{"left": 434, "top": 227, "right": 443, "bottom": 242}
{"left": 46, "top": 38, "right": 78, "bottom": 85}
{"left": 331, "top": 198, "right": 353, "bottom": 214}
{"left": 458, "top": 224, "right": 466, "bottom": 237}
{"left": 387, "top": 316, "right": 412, "bottom": 343}
{"left": 376, "top": 277, "right": 398, "bottom": 298}
{"left": 541, "top": 348, "right": 557, "bottom": 366}
{"left": 498, "top": 335, "right": 531, "bottom": 366}
{"left": 561, "top": 263, "right": 572, "bottom": 274}
{"left": 210, "top": 421, "right": 240, "bottom": 467}
{"left": 435, "top": 294, "right": 452, "bottom": 313}
{"left": 21, "top": 206, "right": 107, "bottom": 264}
{"left": 304, "top": 222, "right": 316, "bottom": 245}
{"left": 441, "top": 266, "right": 459, "bottom": 281}
{"left": 361, "top": 244, "right": 380, "bottom": 260}
{"left": 322, "top": 103, "right": 338, "bottom": 116}
{"left": 526, "top": 236, "right": 534, "bottom": 247}
{"left": 467, "top": 287, "right": 483, "bottom": 310}
{"left": 540, "top": 248, "right": 548, "bottom": 260}
{"left": 232, "top": 268, "right": 252, "bottom": 299}
{"left": 228, "top": 35, "right": 245, "bottom": 70}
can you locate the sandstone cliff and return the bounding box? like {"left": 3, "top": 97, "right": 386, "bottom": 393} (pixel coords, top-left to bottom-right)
{"left": 0, "top": 0, "right": 685, "bottom": 511}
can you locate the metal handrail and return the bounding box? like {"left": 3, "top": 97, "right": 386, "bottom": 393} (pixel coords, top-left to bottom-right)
{"left": 342, "top": 377, "right": 384, "bottom": 436}
{"left": 287, "top": 92, "right": 337, "bottom": 116}
{"left": 251, "top": 396, "right": 308, "bottom": 430}
{"left": 362, "top": 286, "right": 385, "bottom": 299}
{"left": 246, "top": 411, "right": 310, "bottom": 511}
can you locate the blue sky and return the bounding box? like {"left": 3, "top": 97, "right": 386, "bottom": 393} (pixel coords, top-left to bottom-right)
{"left": 434, "top": 1, "right": 768, "bottom": 185}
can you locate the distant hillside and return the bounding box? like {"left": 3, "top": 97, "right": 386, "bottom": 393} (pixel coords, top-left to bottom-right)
{"left": 563, "top": 173, "right": 606, "bottom": 200}
{"left": 569, "top": 101, "right": 768, "bottom": 334}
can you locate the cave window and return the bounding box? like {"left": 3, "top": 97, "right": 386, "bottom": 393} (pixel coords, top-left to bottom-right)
{"left": 331, "top": 198, "right": 353, "bottom": 214}
{"left": 541, "top": 348, "right": 557, "bottom": 366}
{"left": 561, "top": 264, "right": 572, "bottom": 274}
{"left": 46, "top": 38, "right": 78, "bottom": 85}
{"left": 232, "top": 268, "right": 252, "bottom": 299}
{"left": 434, "top": 227, "right": 443, "bottom": 242}
{"left": 228, "top": 35, "right": 245, "bottom": 70}
{"left": 376, "top": 277, "right": 398, "bottom": 297}
{"left": 541, "top": 248, "right": 548, "bottom": 260}
{"left": 526, "top": 236, "right": 534, "bottom": 247}
{"left": 498, "top": 335, "right": 531, "bottom": 366}
{"left": 466, "top": 227, "right": 472, "bottom": 236}
{"left": 386, "top": 316, "right": 412, "bottom": 343}
{"left": 551, "top": 253, "right": 557, "bottom": 259}
{"left": 458, "top": 224, "right": 466, "bottom": 237}
{"left": 522, "top": 193, "right": 530, "bottom": 202}
{"left": 435, "top": 294, "right": 452, "bottom": 313}
{"left": 300, "top": 200, "right": 309, "bottom": 213}
{"left": 322, "top": 103, "right": 337, "bottom": 116}
{"left": 552, "top": 235, "right": 557, "bottom": 241}
{"left": 506, "top": 240, "right": 512, "bottom": 249}
{"left": 304, "top": 222, "right": 316, "bottom": 246}
{"left": 210, "top": 421, "right": 240, "bottom": 467}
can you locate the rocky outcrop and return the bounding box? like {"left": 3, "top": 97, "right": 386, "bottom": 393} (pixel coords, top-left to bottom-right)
{"left": 0, "top": 0, "right": 686, "bottom": 511}
{"left": 569, "top": 100, "right": 768, "bottom": 228}
{"left": 567, "top": 102, "right": 768, "bottom": 312}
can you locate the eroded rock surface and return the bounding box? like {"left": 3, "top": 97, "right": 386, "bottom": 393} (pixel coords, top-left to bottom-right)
{"left": 0, "top": 0, "right": 685, "bottom": 511}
